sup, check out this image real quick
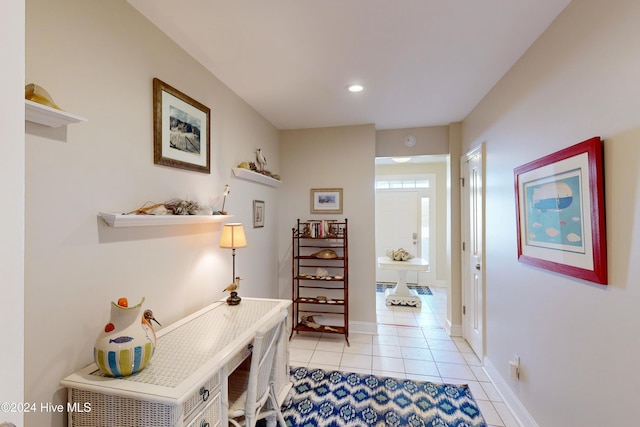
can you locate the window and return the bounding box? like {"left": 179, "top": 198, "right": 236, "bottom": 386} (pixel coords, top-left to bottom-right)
{"left": 375, "top": 177, "right": 430, "bottom": 189}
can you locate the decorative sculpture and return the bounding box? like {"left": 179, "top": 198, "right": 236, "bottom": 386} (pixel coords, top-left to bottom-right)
{"left": 94, "top": 297, "right": 160, "bottom": 377}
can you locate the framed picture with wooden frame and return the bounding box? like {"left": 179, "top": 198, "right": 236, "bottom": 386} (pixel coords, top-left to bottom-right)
{"left": 253, "top": 200, "right": 265, "bottom": 228}
{"left": 514, "top": 136, "right": 607, "bottom": 285}
{"left": 310, "top": 188, "right": 343, "bottom": 214}
{"left": 153, "top": 78, "right": 211, "bottom": 173}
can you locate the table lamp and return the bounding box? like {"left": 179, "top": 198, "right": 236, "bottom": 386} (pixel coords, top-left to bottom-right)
{"left": 219, "top": 223, "right": 247, "bottom": 305}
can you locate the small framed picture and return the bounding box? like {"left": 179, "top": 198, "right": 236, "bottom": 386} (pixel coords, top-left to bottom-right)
{"left": 310, "top": 188, "right": 343, "bottom": 214}
{"left": 253, "top": 200, "right": 265, "bottom": 228}
{"left": 153, "top": 78, "right": 211, "bottom": 173}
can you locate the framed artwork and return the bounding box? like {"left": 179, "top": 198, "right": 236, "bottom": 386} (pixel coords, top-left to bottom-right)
{"left": 253, "top": 200, "right": 265, "bottom": 228}
{"left": 153, "top": 78, "right": 211, "bottom": 173}
{"left": 514, "top": 136, "right": 607, "bottom": 284}
{"left": 310, "top": 188, "right": 343, "bottom": 214}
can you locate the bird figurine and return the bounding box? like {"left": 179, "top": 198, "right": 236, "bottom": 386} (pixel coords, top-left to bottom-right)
{"left": 142, "top": 309, "right": 161, "bottom": 344}
{"left": 219, "top": 184, "right": 230, "bottom": 215}
{"left": 143, "top": 309, "right": 161, "bottom": 327}
{"left": 256, "top": 148, "right": 267, "bottom": 172}
{"left": 224, "top": 277, "right": 242, "bottom": 305}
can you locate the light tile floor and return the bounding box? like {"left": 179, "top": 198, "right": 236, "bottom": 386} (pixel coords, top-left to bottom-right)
{"left": 289, "top": 286, "right": 520, "bottom": 427}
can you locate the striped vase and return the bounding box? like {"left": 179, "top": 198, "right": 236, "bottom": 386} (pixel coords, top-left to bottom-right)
{"left": 94, "top": 297, "right": 156, "bottom": 377}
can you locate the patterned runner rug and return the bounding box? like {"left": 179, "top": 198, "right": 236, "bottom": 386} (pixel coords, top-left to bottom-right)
{"left": 281, "top": 367, "right": 486, "bottom": 427}
{"left": 376, "top": 283, "right": 433, "bottom": 295}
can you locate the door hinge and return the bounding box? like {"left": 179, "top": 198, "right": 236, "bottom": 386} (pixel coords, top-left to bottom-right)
{"left": 462, "top": 305, "right": 466, "bottom": 315}
{"left": 460, "top": 177, "right": 465, "bottom": 187}
{"left": 462, "top": 242, "right": 466, "bottom": 251}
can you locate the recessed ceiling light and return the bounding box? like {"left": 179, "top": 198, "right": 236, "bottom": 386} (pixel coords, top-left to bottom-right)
{"left": 346, "top": 84, "right": 364, "bottom": 93}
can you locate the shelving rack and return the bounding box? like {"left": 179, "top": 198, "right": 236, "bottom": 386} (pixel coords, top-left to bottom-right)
{"left": 290, "top": 218, "right": 349, "bottom": 345}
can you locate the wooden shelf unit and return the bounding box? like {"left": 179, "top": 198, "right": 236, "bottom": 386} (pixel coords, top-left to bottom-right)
{"left": 290, "top": 218, "right": 349, "bottom": 345}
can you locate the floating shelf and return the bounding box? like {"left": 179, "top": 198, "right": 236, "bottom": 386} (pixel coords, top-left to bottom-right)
{"left": 232, "top": 168, "right": 281, "bottom": 187}
{"left": 25, "top": 99, "right": 87, "bottom": 128}
{"left": 98, "top": 212, "right": 231, "bottom": 227}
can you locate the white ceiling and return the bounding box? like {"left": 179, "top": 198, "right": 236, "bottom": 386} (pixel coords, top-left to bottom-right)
{"left": 128, "top": 0, "right": 570, "bottom": 130}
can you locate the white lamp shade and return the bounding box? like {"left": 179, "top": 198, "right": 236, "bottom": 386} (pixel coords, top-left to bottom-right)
{"left": 219, "top": 223, "right": 247, "bottom": 249}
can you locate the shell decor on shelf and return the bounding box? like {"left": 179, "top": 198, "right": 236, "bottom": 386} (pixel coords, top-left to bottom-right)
{"left": 94, "top": 297, "right": 160, "bottom": 377}
{"left": 312, "top": 249, "right": 338, "bottom": 259}
{"left": 25, "top": 83, "right": 62, "bottom": 110}
{"left": 386, "top": 248, "right": 415, "bottom": 261}
{"left": 315, "top": 267, "right": 329, "bottom": 277}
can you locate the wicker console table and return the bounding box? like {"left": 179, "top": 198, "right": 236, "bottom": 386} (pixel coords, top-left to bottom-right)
{"left": 61, "top": 298, "right": 291, "bottom": 427}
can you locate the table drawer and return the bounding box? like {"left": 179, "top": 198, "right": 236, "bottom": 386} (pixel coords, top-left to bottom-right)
{"left": 182, "top": 371, "right": 220, "bottom": 421}
{"left": 225, "top": 342, "right": 252, "bottom": 373}
{"left": 184, "top": 391, "right": 221, "bottom": 427}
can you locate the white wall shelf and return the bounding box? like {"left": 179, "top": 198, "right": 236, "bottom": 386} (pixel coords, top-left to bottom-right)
{"left": 232, "top": 167, "right": 281, "bottom": 187}
{"left": 98, "top": 212, "right": 231, "bottom": 227}
{"left": 25, "top": 99, "right": 87, "bottom": 128}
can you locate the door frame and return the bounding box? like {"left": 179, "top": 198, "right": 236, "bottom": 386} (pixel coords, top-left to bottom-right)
{"left": 461, "top": 143, "right": 485, "bottom": 360}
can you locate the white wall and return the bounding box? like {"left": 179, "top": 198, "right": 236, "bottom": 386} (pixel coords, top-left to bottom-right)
{"left": 0, "top": 2, "right": 25, "bottom": 426}
{"left": 462, "top": 0, "right": 640, "bottom": 425}
{"left": 25, "top": 1, "right": 280, "bottom": 425}
{"left": 278, "top": 125, "right": 377, "bottom": 331}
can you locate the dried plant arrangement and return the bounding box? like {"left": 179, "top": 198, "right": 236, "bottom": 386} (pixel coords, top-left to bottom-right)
{"left": 126, "top": 198, "right": 212, "bottom": 216}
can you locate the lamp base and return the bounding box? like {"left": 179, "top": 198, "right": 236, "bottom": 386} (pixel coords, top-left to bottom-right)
{"left": 226, "top": 291, "right": 241, "bottom": 306}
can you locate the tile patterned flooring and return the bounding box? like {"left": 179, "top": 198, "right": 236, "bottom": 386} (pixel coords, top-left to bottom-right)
{"left": 288, "top": 286, "right": 519, "bottom": 427}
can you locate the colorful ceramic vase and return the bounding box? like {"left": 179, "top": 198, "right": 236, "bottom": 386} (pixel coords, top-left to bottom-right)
{"left": 94, "top": 297, "right": 157, "bottom": 377}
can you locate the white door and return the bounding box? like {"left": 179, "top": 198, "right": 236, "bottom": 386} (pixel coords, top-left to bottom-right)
{"left": 375, "top": 191, "right": 419, "bottom": 283}
{"left": 462, "top": 146, "right": 484, "bottom": 359}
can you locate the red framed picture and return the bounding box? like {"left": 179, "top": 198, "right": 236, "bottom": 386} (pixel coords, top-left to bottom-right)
{"left": 514, "top": 137, "right": 607, "bottom": 285}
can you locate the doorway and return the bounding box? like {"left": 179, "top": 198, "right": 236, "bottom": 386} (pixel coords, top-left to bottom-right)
{"left": 374, "top": 155, "right": 447, "bottom": 297}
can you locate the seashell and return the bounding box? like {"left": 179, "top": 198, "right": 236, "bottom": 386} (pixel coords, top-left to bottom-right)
{"left": 387, "top": 247, "right": 414, "bottom": 261}
{"left": 25, "top": 83, "right": 62, "bottom": 110}
{"left": 312, "top": 249, "right": 338, "bottom": 259}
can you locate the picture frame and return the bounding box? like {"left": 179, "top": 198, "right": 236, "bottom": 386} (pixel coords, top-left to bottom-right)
{"left": 310, "top": 188, "right": 343, "bottom": 214}
{"left": 153, "top": 78, "right": 211, "bottom": 173}
{"left": 253, "top": 200, "right": 265, "bottom": 228}
{"left": 514, "top": 136, "right": 607, "bottom": 284}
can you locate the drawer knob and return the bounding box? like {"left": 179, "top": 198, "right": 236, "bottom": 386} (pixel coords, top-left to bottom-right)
{"left": 200, "top": 421, "right": 210, "bottom": 427}
{"left": 199, "top": 386, "right": 210, "bottom": 402}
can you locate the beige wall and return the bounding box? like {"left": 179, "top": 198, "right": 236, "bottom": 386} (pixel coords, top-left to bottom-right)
{"left": 25, "top": 1, "right": 280, "bottom": 425}
{"left": 278, "top": 125, "right": 377, "bottom": 330}
{"left": 0, "top": 1, "right": 25, "bottom": 426}
{"left": 462, "top": 0, "right": 640, "bottom": 425}
{"left": 376, "top": 126, "right": 449, "bottom": 158}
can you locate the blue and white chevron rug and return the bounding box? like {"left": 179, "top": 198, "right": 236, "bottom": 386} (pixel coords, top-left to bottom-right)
{"left": 281, "top": 367, "right": 486, "bottom": 427}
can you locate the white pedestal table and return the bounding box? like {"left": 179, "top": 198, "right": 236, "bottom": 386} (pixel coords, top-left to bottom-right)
{"left": 377, "top": 257, "right": 429, "bottom": 307}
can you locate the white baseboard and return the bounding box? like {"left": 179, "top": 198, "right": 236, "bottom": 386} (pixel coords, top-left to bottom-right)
{"left": 349, "top": 320, "right": 378, "bottom": 335}
{"left": 446, "top": 320, "right": 463, "bottom": 337}
{"left": 483, "top": 357, "right": 539, "bottom": 427}
{"left": 434, "top": 279, "right": 448, "bottom": 288}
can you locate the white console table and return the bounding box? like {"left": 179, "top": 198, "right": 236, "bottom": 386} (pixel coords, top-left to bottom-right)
{"left": 61, "top": 298, "right": 291, "bottom": 427}
{"left": 377, "top": 257, "right": 429, "bottom": 307}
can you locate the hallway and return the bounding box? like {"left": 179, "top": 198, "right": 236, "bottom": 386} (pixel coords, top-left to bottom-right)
{"left": 289, "top": 287, "right": 519, "bottom": 427}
